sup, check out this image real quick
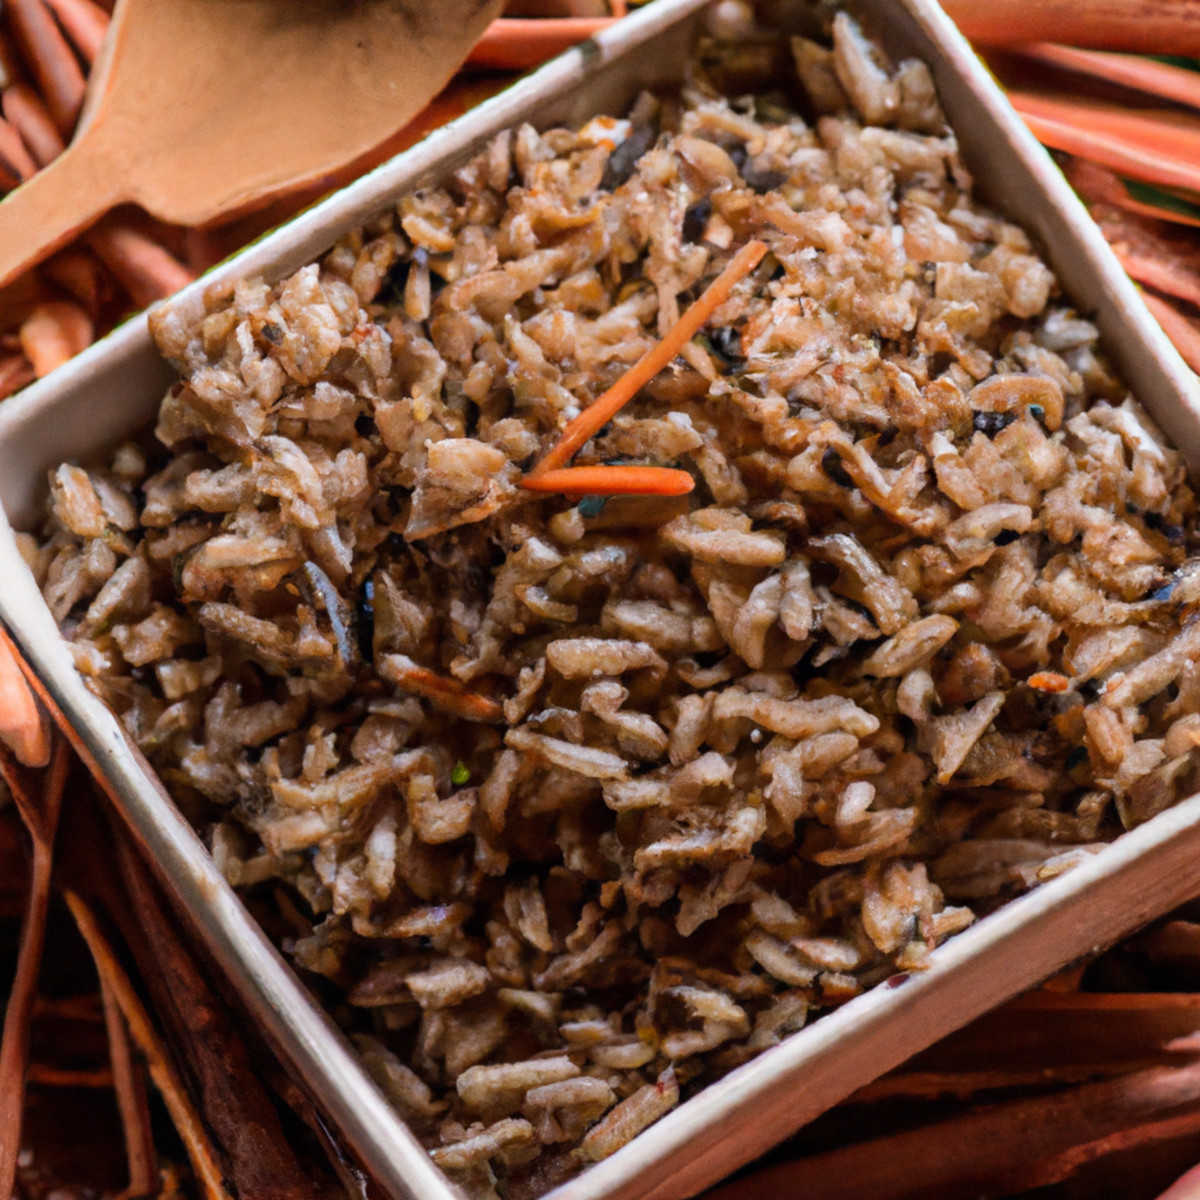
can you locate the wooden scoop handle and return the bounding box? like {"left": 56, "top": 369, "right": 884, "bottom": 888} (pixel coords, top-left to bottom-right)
{"left": 0, "top": 135, "right": 124, "bottom": 291}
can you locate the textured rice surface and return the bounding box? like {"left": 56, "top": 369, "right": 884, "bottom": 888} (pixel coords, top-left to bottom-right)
{"left": 26, "top": 8, "right": 1200, "bottom": 1196}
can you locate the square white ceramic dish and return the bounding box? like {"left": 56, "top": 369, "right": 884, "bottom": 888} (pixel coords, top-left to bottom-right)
{"left": 4, "top": 3, "right": 1200, "bottom": 1198}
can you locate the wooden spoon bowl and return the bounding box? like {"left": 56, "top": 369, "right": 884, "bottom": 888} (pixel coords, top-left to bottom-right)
{"left": 0, "top": 0, "right": 506, "bottom": 290}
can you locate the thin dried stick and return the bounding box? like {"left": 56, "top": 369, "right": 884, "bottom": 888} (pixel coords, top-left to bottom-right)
{"left": 1, "top": 82, "right": 62, "bottom": 167}
{"left": 19, "top": 298, "right": 93, "bottom": 376}
{"left": 97, "top": 967, "right": 159, "bottom": 1197}
{"left": 26, "top": 1063, "right": 115, "bottom": 1087}
{"left": 1018, "top": 108, "right": 1200, "bottom": 195}
{"left": 1013, "top": 44, "right": 1200, "bottom": 112}
{"left": 63, "top": 889, "right": 235, "bottom": 1200}
{"left": 41, "top": 248, "right": 104, "bottom": 312}
{"left": 86, "top": 222, "right": 195, "bottom": 308}
{"left": 943, "top": 0, "right": 1200, "bottom": 56}
{"left": 42, "top": 0, "right": 109, "bottom": 64}
{"left": 0, "top": 737, "right": 69, "bottom": 1200}
{"left": 108, "top": 830, "right": 322, "bottom": 1200}
{"left": 1142, "top": 290, "right": 1200, "bottom": 373}
{"left": 520, "top": 464, "right": 695, "bottom": 495}
{"left": 1111, "top": 243, "right": 1200, "bottom": 310}
{"left": 34, "top": 992, "right": 105, "bottom": 1021}
{"left": 0, "top": 631, "right": 48, "bottom": 767}
{"left": 708, "top": 1056, "right": 1200, "bottom": 1200}
{"left": 533, "top": 239, "right": 767, "bottom": 474}
{"left": 0, "top": 114, "right": 36, "bottom": 185}
{"left": 1063, "top": 158, "right": 1200, "bottom": 230}
{"left": 1012, "top": 92, "right": 1200, "bottom": 163}
{"left": 856, "top": 992, "right": 1200, "bottom": 1102}
{"left": 3, "top": 0, "right": 86, "bottom": 135}
{"left": 469, "top": 16, "right": 618, "bottom": 70}
{"left": 0, "top": 353, "right": 34, "bottom": 399}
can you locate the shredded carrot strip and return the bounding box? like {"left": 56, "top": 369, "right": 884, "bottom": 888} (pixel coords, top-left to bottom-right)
{"left": 1028, "top": 671, "right": 1070, "bottom": 694}
{"left": 520, "top": 464, "right": 695, "bottom": 496}
{"left": 532, "top": 239, "right": 768, "bottom": 475}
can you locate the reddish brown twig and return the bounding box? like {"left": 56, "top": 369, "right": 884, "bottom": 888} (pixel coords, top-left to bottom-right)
{"left": 1012, "top": 44, "right": 1200, "bottom": 111}
{"left": 857, "top": 992, "right": 1200, "bottom": 1102}
{"left": 0, "top": 736, "right": 69, "bottom": 1200}
{"left": 3, "top": 0, "right": 86, "bottom": 135}
{"left": 1142, "top": 291, "right": 1200, "bottom": 373}
{"left": 42, "top": 0, "right": 109, "bottom": 64}
{"left": 708, "top": 1056, "right": 1200, "bottom": 1200}
{"left": 1018, "top": 108, "right": 1200, "bottom": 195}
{"left": 41, "top": 247, "right": 104, "bottom": 312}
{"left": 0, "top": 353, "right": 34, "bottom": 398}
{"left": 26, "top": 1063, "right": 115, "bottom": 1087}
{"left": 86, "top": 220, "right": 195, "bottom": 308}
{"left": 1012, "top": 92, "right": 1200, "bottom": 164}
{"left": 944, "top": 0, "right": 1200, "bottom": 56}
{"left": 64, "top": 888, "right": 235, "bottom": 1200}
{"left": 97, "top": 967, "right": 159, "bottom": 1196}
{"left": 0, "top": 113, "right": 36, "bottom": 186}
{"left": 1063, "top": 158, "right": 1200, "bottom": 231}
{"left": 109, "top": 830, "right": 320, "bottom": 1200}
{"left": 1, "top": 81, "right": 62, "bottom": 166}
{"left": 19, "top": 297, "right": 92, "bottom": 376}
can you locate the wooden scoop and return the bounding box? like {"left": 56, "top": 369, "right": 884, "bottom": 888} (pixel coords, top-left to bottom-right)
{"left": 0, "top": 0, "right": 506, "bottom": 291}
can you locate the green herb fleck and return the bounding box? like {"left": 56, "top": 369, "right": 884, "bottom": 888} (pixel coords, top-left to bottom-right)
{"left": 451, "top": 761, "right": 471, "bottom": 786}
{"left": 1122, "top": 178, "right": 1200, "bottom": 223}
{"left": 1146, "top": 55, "right": 1200, "bottom": 72}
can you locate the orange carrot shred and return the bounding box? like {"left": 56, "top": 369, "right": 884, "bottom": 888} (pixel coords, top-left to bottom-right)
{"left": 520, "top": 464, "right": 695, "bottom": 496}
{"left": 532, "top": 239, "right": 768, "bottom": 475}
{"left": 1028, "top": 671, "right": 1070, "bottom": 694}
{"left": 518, "top": 460, "right": 696, "bottom": 494}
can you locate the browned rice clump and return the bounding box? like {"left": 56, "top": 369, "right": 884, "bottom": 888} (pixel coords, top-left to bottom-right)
{"left": 23, "top": 10, "right": 1200, "bottom": 1197}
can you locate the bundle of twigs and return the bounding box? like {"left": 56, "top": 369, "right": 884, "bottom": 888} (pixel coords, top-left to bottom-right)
{"left": 0, "top": 635, "right": 359, "bottom": 1200}
{"left": 10, "top": 4, "right": 1200, "bottom": 1200}
{"left": 971, "top": 39, "right": 1200, "bottom": 373}
{"left": 0, "top": 0, "right": 201, "bottom": 395}
{"left": 0, "top": 0, "right": 509, "bottom": 404}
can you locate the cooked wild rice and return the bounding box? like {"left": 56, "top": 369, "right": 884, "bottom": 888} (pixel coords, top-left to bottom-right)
{"left": 24, "top": 7, "right": 1200, "bottom": 1195}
